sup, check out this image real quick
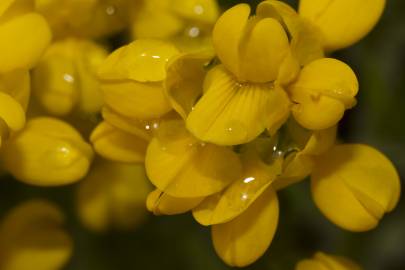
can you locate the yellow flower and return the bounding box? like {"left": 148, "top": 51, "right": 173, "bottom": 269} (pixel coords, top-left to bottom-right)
{"left": 0, "top": 199, "right": 72, "bottom": 270}
{"left": 311, "top": 144, "right": 401, "bottom": 232}
{"left": 98, "top": 39, "right": 180, "bottom": 120}
{"left": 299, "top": 0, "right": 386, "bottom": 51}
{"left": 35, "top": 0, "right": 131, "bottom": 39}
{"left": 287, "top": 58, "right": 359, "bottom": 130}
{"left": 32, "top": 38, "right": 108, "bottom": 116}
{"left": 131, "top": 0, "right": 219, "bottom": 52}
{"left": 0, "top": 117, "right": 94, "bottom": 186}
{"left": 0, "top": 93, "right": 25, "bottom": 148}
{"left": 76, "top": 159, "right": 152, "bottom": 232}
{"left": 296, "top": 252, "right": 362, "bottom": 270}
{"left": 145, "top": 118, "right": 242, "bottom": 198}
{"left": 0, "top": 0, "right": 51, "bottom": 73}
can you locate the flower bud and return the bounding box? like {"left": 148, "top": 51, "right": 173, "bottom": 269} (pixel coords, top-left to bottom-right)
{"left": 1, "top": 117, "right": 94, "bottom": 186}
{"left": 32, "top": 38, "right": 108, "bottom": 116}
{"left": 0, "top": 199, "right": 72, "bottom": 270}
{"left": 311, "top": 144, "right": 401, "bottom": 232}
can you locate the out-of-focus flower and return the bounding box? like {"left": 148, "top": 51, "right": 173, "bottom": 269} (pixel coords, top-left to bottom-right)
{"left": 32, "top": 38, "right": 108, "bottom": 116}
{"left": 35, "top": 0, "right": 131, "bottom": 39}
{"left": 296, "top": 252, "right": 362, "bottom": 270}
{"left": 0, "top": 117, "right": 93, "bottom": 186}
{"left": 299, "top": 0, "right": 386, "bottom": 52}
{"left": 311, "top": 144, "right": 401, "bottom": 232}
{"left": 0, "top": 0, "right": 51, "bottom": 73}
{"left": 76, "top": 159, "right": 152, "bottom": 232}
{"left": 131, "top": 0, "right": 219, "bottom": 52}
{"left": 0, "top": 199, "right": 72, "bottom": 270}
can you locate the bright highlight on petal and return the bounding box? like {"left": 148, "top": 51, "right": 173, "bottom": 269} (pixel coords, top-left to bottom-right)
{"left": 0, "top": 199, "right": 72, "bottom": 270}
{"left": 299, "top": 0, "right": 386, "bottom": 51}
{"left": 212, "top": 187, "right": 279, "bottom": 267}
{"left": 311, "top": 144, "right": 401, "bottom": 232}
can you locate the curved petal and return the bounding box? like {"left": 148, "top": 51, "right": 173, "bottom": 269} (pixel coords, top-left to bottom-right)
{"left": 98, "top": 39, "right": 180, "bottom": 82}
{"left": 0, "top": 13, "right": 51, "bottom": 73}
{"left": 102, "top": 80, "right": 172, "bottom": 120}
{"left": 145, "top": 120, "right": 242, "bottom": 197}
{"left": 193, "top": 153, "right": 282, "bottom": 225}
{"left": 212, "top": 186, "right": 279, "bottom": 267}
{"left": 311, "top": 144, "right": 401, "bottom": 231}
{"left": 289, "top": 58, "right": 358, "bottom": 130}
{"left": 0, "top": 200, "right": 72, "bottom": 270}
{"left": 187, "top": 65, "right": 290, "bottom": 145}
{"left": 212, "top": 4, "right": 250, "bottom": 79}
{"left": 90, "top": 121, "right": 148, "bottom": 163}
{"left": 0, "top": 70, "right": 30, "bottom": 110}
{"left": 299, "top": 0, "right": 386, "bottom": 51}
{"left": 147, "top": 189, "right": 204, "bottom": 215}
{"left": 0, "top": 92, "right": 25, "bottom": 132}
{"left": 165, "top": 51, "right": 214, "bottom": 119}
{"left": 77, "top": 160, "right": 151, "bottom": 232}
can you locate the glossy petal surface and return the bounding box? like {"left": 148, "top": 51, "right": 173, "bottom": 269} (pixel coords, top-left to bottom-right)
{"left": 147, "top": 189, "right": 204, "bottom": 215}
{"left": 212, "top": 187, "right": 279, "bottom": 267}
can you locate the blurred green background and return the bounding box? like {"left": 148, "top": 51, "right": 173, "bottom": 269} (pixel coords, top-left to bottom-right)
{"left": 0, "top": 0, "right": 404, "bottom": 269}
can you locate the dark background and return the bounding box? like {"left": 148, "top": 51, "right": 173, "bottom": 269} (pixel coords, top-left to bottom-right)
{"left": 0, "top": 0, "right": 404, "bottom": 269}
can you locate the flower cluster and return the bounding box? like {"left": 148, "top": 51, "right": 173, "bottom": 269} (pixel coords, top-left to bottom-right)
{"left": 0, "top": 0, "right": 400, "bottom": 269}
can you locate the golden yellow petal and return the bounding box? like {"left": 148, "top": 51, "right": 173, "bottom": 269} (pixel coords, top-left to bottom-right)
{"left": 0, "top": 13, "right": 51, "bottom": 73}
{"left": 0, "top": 92, "right": 25, "bottom": 132}
{"left": 312, "top": 144, "right": 401, "bottom": 231}
{"left": 187, "top": 65, "right": 290, "bottom": 145}
{"left": 1, "top": 117, "right": 93, "bottom": 186}
{"left": 212, "top": 186, "right": 279, "bottom": 267}
{"left": 147, "top": 189, "right": 204, "bottom": 215}
{"left": 0, "top": 69, "right": 30, "bottom": 110}
{"left": 212, "top": 4, "right": 250, "bottom": 79}
{"left": 77, "top": 160, "right": 151, "bottom": 232}
{"left": 90, "top": 121, "right": 148, "bottom": 163}
{"left": 171, "top": 0, "right": 219, "bottom": 24}
{"left": 193, "top": 153, "right": 282, "bottom": 225}
{"left": 165, "top": 51, "right": 214, "bottom": 119}
{"left": 299, "top": 0, "right": 386, "bottom": 51}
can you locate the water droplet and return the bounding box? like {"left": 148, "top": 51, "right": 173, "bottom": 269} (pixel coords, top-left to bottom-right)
{"left": 194, "top": 5, "right": 204, "bottom": 15}
{"left": 63, "top": 73, "right": 74, "bottom": 83}
{"left": 188, "top": 27, "right": 200, "bottom": 38}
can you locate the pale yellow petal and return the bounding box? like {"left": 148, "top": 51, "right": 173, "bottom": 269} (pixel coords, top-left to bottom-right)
{"left": 212, "top": 187, "right": 279, "bottom": 267}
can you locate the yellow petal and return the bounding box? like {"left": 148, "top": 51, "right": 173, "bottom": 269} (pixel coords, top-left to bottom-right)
{"left": 147, "top": 189, "right": 204, "bottom": 215}
{"left": 239, "top": 17, "right": 290, "bottom": 82}
{"left": 132, "top": 10, "right": 184, "bottom": 39}
{"left": 0, "top": 13, "right": 51, "bottom": 73}
{"left": 257, "top": 0, "right": 324, "bottom": 66}
{"left": 1, "top": 117, "right": 93, "bottom": 186}
{"left": 212, "top": 186, "right": 279, "bottom": 267}
{"left": 289, "top": 58, "right": 358, "bottom": 130}
{"left": 77, "top": 160, "right": 151, "bottom": 232}
{"left": 98, "top": 39, "right": 180, "bottom": 82}
{"left": 187, "top": 65, "right": 290, "bottom": 145}
{"left": 0, "top": 199, "right": 72, "bottom": 270}
{"left": 193, "top": 153, "right": 282, "bottom": 225}
{"left": 165, "top": 51, "right": 214, "bottom": 119}
{"left": 212, "top": 4, "right": 250, "bottom": 79}
{"left": 311, "top": 144, "right": 401, "bottom": 231}
{"left": 296, "top": 252, "right": 362, "bottom": 270}
{"left": 299, "top": 0, "right": 386, "bottom": 51}
{"left": 145, "top": 119, "right": 242, "bottom": 197}
{"left": 0, "top": 69, "right": 30, "bottom": 110}
{"left": 90, "top": 121, "right": 148, "bottom": 163}
{"left": 0, "top": 92, "right": 25, "bottom": 132}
